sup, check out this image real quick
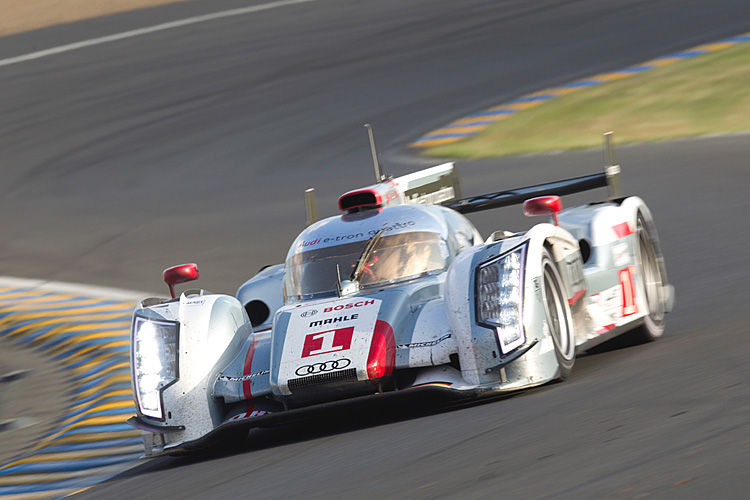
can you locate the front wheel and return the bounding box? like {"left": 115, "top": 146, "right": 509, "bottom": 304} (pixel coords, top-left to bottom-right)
{"left": 540, "top": 249, "right": 576, "bottom": 380}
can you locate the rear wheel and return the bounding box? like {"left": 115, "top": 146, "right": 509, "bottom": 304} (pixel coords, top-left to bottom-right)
{"left": 631, "top": 215, "right": 667, "bottom": 342}
{"left": 541, "top": 250, "right": 576, "bottom": 380}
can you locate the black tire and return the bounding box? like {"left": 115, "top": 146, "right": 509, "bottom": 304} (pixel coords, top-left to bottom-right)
{"left": 541, "top": 249, "right": 576, "bottom": 380}
{"left": 630, "top": 214, "right": 667, "bottom": 342}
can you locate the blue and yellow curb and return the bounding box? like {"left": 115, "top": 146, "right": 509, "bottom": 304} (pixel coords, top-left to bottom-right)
{"left": 0, "top": 286, "right": 142, "bottom": 500}
{"left": 410, "top": 32, "right": 750, "bottom": 148}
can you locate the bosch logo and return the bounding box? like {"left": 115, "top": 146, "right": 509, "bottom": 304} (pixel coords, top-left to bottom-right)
{"left": 300, "top": 309, "right": 318, "bottom": 318}
{"left": 295, "top": 358, "right": 352, "bottom": 376}
{"left": 323, "top": 300, "right": 375, "bottom": 313}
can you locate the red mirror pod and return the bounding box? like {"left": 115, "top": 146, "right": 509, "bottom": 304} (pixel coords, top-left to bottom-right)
{"left": 163, "top": 263, "right": 199, "bottom": 298}
{"left": 523, "top": 196, "right": 563, "bottom": 225}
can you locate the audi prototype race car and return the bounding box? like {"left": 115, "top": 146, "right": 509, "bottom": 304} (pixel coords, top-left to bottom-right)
{"left": 128, "top": 147, "right": 674, "bottom": 457}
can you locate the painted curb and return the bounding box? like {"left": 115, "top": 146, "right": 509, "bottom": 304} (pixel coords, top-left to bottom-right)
{"left": 410, "top": 32, "right": 750, "bottom": 148}
{"left": 0, "top": 286, "right": 143, "bottom": 500}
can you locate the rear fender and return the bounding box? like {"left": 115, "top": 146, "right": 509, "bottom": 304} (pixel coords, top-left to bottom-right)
{"left": 558, "top": 196, "right": 673, "bottom": 342}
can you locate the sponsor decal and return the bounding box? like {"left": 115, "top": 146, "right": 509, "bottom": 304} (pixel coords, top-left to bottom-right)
{"left": 279, "top": 298, "right": 381, "bottom": 392}
{"left": 565, "top": 254, "right": 585, "bottom": 288}
{"left": 369, "top": 220, "right": 416, "bottom": 235}
{"left": 397, "top": 334, "right": 452, "bottom": 349}
{"left": 302, "top": 327, "right": 354, "bottom": 357}
{"left": 184, "top": 299, "right": 206, "bottom": 306}
{"left": 300, "top": 309, "right": 318, "bottom": 318}
{"left": 323, "top": 300, "right": 375, "bottom": 313}
{"left": 228, "top": 409, "right": 270, "bottom": 422}
{"left": 309, "top": 313, "right": 358, "bottom": 327}
{"left": 590, "top": 285, "right": 622, "bottom": 324}
{"left": 406, "top": 186, "right": 455, "bottom": 205}
{"left": 218, "top": 370, "right": 270, "bottom": 382}
{"left": 298, "top": 233, "right": 367, "bottom": 250}
{"left": 612, "top": 222, "right": 634, "bottom": 239}
{"left": 296, "top": 222, "right": 420, "bottom": 252}
{"left": 295, "top": 358, "right": 352, "bottom": 376}
{"left": 532, "top": 276, "right": 542, "bottom": 300}
{"left": 612, "top": 242, "right": 631, "bottom": 267}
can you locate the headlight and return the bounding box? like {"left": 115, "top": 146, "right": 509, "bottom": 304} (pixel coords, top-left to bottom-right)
{"left": 476, "top": 244, "right": 526, "bottom": 354}
{"left": 132, "top": 317, "right": 179, "bottom": 420}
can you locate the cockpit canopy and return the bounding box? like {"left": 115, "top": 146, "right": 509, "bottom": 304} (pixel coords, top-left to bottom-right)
{"left": 284, "top": 205, "right": 481, "bottom": 303}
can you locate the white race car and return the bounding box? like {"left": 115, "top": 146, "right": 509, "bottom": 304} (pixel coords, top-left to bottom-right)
{"left": 128, "top": 157, "right": 674, "bottom": 456}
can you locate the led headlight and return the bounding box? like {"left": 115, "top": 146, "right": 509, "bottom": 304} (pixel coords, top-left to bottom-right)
{"left": 476, "top": 244, "right": 526, "bottom": 354}
{"left": 132, "top": 317, "right": 179, "bottom": 420}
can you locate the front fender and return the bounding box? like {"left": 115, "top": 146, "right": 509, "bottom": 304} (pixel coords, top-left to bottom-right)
{"left": 131, "top": 291, "right": 251, "bottom": 455}
{"left": 445, "top": 224, "right": 580, "bottom": 388}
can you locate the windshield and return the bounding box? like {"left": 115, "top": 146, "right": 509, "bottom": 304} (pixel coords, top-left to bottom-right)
{"left": 285, "top": 231, "right": 448, "bottom": 303}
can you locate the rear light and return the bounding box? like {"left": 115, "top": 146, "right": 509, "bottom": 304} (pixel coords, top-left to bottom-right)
{"left": 367, "top": 320, "right": 395, "bottom": 379}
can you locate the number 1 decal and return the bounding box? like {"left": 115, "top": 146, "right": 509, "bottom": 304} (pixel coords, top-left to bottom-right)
{"left": 620, "top": 266, "right": 637, "bottom": 317}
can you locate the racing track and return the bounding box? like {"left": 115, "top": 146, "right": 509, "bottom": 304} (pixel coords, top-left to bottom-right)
{"left": 1, "top": 0, "right": 749, "bottom": 498}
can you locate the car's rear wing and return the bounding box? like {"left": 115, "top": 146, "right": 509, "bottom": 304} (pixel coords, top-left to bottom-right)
{"left": 444, "top": 164, "right": 622, "bottom": 215}
{"left": 445, "top": 132, "right": 623, "bottom": 214}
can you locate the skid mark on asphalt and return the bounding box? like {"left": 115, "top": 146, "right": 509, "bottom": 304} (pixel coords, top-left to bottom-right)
{"left": 0, "top": 287, "right": 140, "bottom": 500}
{"left": 410, "top": 32, "right": 750, "bottom": 148}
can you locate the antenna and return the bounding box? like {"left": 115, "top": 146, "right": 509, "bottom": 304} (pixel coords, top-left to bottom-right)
{"left": 304, "top": 188, "right": 318, "bottom": 227}
{"left": 364, "top": 124, "right": 386, "bottom": 183}
{"left": 603, "top": 131, "right": 623, "bottom": 199}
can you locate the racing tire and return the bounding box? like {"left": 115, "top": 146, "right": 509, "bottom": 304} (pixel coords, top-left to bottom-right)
{"left": 540, "top": 249, "right": 576, "bottom": 380}
{"left": 630, "top": 214, "right": 667, "bottom": 342}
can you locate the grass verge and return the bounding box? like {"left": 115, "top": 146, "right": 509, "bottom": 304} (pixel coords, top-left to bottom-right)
{"left": 424, "top": 42, "right": 750, "bottom": 159}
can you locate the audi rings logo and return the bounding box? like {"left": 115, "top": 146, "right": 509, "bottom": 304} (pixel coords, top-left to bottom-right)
{"left": 295, "top": 358, "right": 351, "bottom": 376}
{"left": 300, "top": 309, "right": 318, "bottom": 318}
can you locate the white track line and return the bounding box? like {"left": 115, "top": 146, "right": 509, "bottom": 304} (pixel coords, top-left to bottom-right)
{"left": 0, "top": 0, "right": 318, "bottom": 68}
{"left": 0, "top": 276, "right": 156, "bottom": 301}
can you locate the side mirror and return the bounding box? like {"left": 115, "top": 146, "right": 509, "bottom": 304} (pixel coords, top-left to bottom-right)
{"left": 523, "top": 196, "right": 562, "bottom": 226}
{"left": 163, "top": 263, "right": 199, "bottom": 298}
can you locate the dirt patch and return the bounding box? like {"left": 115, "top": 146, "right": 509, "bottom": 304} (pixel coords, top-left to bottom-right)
{"left": 0, "top": 0, "right": 188, "bottom": 37}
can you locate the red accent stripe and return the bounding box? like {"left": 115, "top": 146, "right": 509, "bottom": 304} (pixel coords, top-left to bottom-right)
{"left": 620, "top": 266, "right": 638, "bottom": 317}
{"left": 612, "top": 222, "right": 634, "bottom": 238}
{"left": 598, "top": 324, "right": 616, "bottom": 334}
{"left": 241, "top": 336, "right": 259, "bottom": 400}
{"left": 568, "top": 288, "right": 586, "bottom": 306}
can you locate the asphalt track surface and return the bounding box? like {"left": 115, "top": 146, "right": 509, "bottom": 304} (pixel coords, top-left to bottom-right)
{"left": 1, "top": 0, "right": 749, "bottom": 498}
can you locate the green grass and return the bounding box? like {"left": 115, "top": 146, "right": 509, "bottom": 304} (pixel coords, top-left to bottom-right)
{"left": 424, "top": 42, "right": 750, "bottom": 158}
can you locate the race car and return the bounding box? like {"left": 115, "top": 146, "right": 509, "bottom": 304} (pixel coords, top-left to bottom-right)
{"left": 127, "top": 158, "right": 674, "bottom": 457}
